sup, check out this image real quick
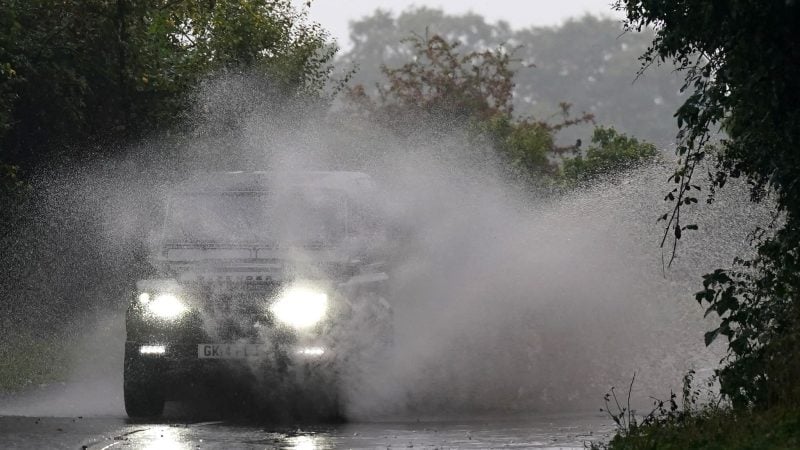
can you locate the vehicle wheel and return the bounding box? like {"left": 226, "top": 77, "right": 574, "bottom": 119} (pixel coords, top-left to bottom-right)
{"left": 292, "top": 368, "right": 344, "bottom": 422}
{"left": 312, "top": 379, "right": 344, "bottom": 422}
{"left": 123, "top": 346, "right": 165, "bottom": 418}
{"left": 304, "top": 387, "right": 343, "bottom": 422}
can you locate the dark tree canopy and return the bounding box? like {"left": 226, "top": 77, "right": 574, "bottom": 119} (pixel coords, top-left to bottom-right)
{"left": 0, "top": 0, "right": 334, "bottom": 168}
{"left": 617, "top": 0, "right": 800, "bottom": 406}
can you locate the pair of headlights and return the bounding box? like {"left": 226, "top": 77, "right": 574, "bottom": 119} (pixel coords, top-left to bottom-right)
{"left": 137, "top": 287, "right": 329, "bottom": 329}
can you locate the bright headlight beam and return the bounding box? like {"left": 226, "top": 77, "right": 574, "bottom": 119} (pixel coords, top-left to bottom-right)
{"left": 146, "top": 293, "right": 187, "bottom": 320}
{"left": 139, "top": 345, "right": 166, "bottom": 355}
{"left": 270, "top": 287, "right": 328, "bottom": 329}
{"left": 296, "top": 346, "right": 325, "bottom": 357}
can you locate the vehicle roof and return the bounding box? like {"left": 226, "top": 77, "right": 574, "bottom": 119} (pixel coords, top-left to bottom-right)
{"left": 174, "top": 171, "right": 376, "bottom": 196}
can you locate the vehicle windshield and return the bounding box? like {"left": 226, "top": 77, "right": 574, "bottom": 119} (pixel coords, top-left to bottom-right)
{"left": 163, "top": 189, "right": 348, "bottom": 243}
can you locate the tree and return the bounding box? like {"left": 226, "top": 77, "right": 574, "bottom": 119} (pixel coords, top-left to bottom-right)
{"left": 0, "top": 0, "right": 334, "bottom": 168}
{"left": 616, "top": 0, "right": 800, "bottom": 406}
{"left": 337, "top": 9, "right": 683, "bottom": 147}
{"left": 344, "top": 34, "right": 565, "bottom": 179}
{"left": 562, "top": 126, "right": 657, "bottom": 184}
{"left": 344, "top": 34, "right": 517, "bottom": 136}
{"left": 344, "top": 34, "right": 662, "bottom": 184}
{"left": 339, "top": 7, "right": 513, "bottom": 91}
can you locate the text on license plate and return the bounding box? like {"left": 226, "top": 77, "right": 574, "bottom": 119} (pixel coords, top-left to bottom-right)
{"left": 197, "top": 344, "right": 266, "bottom": 359}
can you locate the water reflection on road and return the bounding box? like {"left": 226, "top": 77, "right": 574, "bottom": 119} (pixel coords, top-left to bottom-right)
{"left": 0, "top": 380, "right": 613, "bottom": 448}
{"left": 102, "top": 414, "right": 612, "bottom": 449}
{"left": 0, "top": 408, "right": 612, "bottom": 449}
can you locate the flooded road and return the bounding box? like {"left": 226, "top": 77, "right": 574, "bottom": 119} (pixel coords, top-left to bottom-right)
{"left": 0, "top": 317, "right": 617, "bottom": 449}
{"left": 0, "top": 412, "right": 611, "bottom": 449}
{"left": 0, "top": 414, "right": 611, "bottom": 449}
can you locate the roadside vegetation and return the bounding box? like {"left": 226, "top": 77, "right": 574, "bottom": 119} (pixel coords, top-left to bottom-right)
{"left": 588, "top": 371, "right": 800, "bottom": 450}
{"left": 0, "top": 331, "right": 70, "bottom": 391}
{"left": 600, "top": 405, "right": 800, "bottom": 450}
{"left": 587, "top": 0, "right": 800, "bottom": 448}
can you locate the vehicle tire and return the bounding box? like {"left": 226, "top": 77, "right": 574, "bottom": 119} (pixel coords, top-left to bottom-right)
{"left": 123, "top": 346, "right": 165, "bottom": 418}
{"left": 319, "top": 393, "right": 344, "bottom": 422}
{"left": 292, "top": 367, "right": 344, "bottom": 422}
{"left": 312, "top": 375, "right": 344, "bottom": 422}
{"left": 307, "top": 384, "right": 344, "bottom": 422}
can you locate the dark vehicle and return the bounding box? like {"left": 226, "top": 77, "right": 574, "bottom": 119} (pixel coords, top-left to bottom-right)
{"left": 124, "top": 171, "right": 392, "bottom": 419}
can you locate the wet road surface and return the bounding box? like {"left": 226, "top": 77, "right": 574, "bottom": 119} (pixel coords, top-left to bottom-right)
{"left": 0, "top": 412, "right": 612, "bottom": 449}
{"left": 0, "top": 378, "right": 613, "bottom": 449}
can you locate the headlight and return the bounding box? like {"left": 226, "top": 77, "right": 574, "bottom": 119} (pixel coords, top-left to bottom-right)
{"left": 140, "top": 292, "right": 188, "bottom": 320}
{"left": 270, "top": 286, "right": 328, "bottom": 329}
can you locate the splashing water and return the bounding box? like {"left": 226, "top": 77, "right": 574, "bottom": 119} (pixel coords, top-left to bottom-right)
{"left": 0, "top": 74, "right": 769, "bottom": 418}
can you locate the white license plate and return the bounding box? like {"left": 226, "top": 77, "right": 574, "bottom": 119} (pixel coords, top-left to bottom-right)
{"left": 197, "top": 344, "right": 267, "bottom": 359}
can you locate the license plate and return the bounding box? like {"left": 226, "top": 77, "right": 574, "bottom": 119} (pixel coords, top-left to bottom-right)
{"left": 197, "top": 344, "right": 267, "bottom": 359}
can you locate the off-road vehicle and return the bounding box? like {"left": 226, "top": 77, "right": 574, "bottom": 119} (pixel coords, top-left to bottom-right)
{"left": 124, "top": 171, "right": 392, "bottom": 418}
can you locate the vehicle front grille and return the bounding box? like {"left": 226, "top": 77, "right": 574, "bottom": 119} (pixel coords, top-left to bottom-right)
{"left": 183, "top": 281, "right": 281, "bottom": 342}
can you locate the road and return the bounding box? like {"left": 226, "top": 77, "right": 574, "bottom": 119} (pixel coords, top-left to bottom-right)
{"left": 1, "top": 382, "right": 612, "bottom": 449}
{"left": 0, "top": 413, "right": 612, "bottom": 449}
{"left": 0, "top": 316, "right": 618, "bottom": 449}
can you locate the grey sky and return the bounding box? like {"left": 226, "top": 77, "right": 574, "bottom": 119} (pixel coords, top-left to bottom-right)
{"left": 296, "top": 1, "right": 624, "bottom": 49}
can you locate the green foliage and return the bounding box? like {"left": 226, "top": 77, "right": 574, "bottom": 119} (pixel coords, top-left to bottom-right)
{"left": 616, "top": 0, "right": 800, "bottom": 407}
{"left": 0, "top": 162, "right": 24, "bottom": 255}
{"left": 593, "top": 372, "right": 800, "bottom": 449}
{"left": 601, "top": 406, "right": 800, "bottom": 450}
{"left": 483, "top": 115, "right": 553, "bottom": 176}
{"left": 0, "top": 163, "right": 22, "bottom": 197}
{"left": 345, "top": 34, "right": 620, "bottom": 182}
{"left": 563, "top": 127, "right": 658, "bottom": 183}
{"left": 0, "top": 0, "right": 334, "bottom": 167}
{"left": 0, "top": 330, "right": 70, "bottom": 392}
{"left": 147, "top": 0, "right": 334, "bottom": 92}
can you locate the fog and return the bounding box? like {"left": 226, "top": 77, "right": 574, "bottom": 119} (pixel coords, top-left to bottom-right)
{"left": 0, "top": 74, "right": 767, "bottom": 419}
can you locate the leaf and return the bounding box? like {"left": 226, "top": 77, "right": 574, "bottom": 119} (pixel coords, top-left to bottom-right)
{"left": 704, "top": 328, "right": 721, "bottom": 346}
{"left": 695, "top": 290, "right": 712, "bottom": 304}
